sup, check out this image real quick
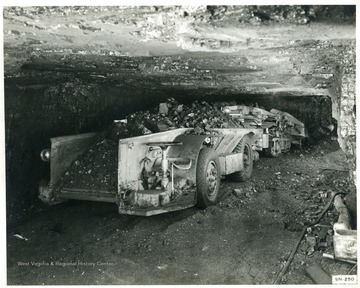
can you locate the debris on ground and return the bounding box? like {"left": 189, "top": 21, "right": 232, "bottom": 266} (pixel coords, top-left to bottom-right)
{"left": 323, "top": 252, "right": 357, "bottom": 265}
{"left": 304, "top": 235, "right": 317, "bottom": 255}
{"left": 305, "top": 265, "right": 332, "bottom": 284}
{"left": 13, "top": 234, "right": 29, "bottom": 241}
{"left": 332, "top": 193, "right": 357, "bottom": 262}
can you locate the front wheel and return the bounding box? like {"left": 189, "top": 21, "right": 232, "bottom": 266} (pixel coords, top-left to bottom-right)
{"left": 196, "top": 148, "right": 221, "bottom": 208}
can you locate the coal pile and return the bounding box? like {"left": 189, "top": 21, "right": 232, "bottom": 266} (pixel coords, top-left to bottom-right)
{"left": 110, "top": 98, "right": 245, "bottom": 141}
{"left": 59, "top": 139, "right": 118, "bottom": 191}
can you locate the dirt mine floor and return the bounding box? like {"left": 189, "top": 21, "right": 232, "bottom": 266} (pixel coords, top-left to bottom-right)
{"left": 6, "top": 136, "right": 356, "bottom": 285}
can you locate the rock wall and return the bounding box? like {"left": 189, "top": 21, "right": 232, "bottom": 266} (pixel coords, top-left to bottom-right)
{"left": 328, "top": 41, "right": 356, "bottom": 220}
{"left": 330, "top": 41, "right": 356, "bottom": 181}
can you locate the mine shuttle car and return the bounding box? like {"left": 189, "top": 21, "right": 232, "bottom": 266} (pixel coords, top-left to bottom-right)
{"left": 39, "top": 105, "right": 306, "bottom": 216}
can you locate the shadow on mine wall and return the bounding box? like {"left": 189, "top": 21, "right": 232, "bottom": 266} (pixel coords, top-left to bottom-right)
{"left": 4, "top": 80, "right": 333, "bottom": 226}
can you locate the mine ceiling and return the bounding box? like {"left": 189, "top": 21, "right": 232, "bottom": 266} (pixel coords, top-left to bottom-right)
{"left": 4, "top": 6, "right": 356, "bottom": 97}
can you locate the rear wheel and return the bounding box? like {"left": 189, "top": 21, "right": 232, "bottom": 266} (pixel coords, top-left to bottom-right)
{"left": 196, "top": 148, "right": 220, "bottom": 208}
{"left": 230, "top": 135, "right": 253, "bottom": 182}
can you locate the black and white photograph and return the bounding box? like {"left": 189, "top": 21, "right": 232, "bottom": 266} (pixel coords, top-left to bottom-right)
{"left": 3, "top": 2, "right": 357, "bottom": 285}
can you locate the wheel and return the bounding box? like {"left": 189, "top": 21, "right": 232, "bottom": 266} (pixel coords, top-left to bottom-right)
{"left": 196, "top": 148, "right": 221, "bottom": 208}
{"left": 230, "top": 135, "right": 253, "bottom": 182}
{"left": 265, "top": 139, "right": 282, "bottom": 157}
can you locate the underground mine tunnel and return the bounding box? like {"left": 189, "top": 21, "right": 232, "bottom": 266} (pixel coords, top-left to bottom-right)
{"left": 4, "top": 5, "right": 356, "bottom": 285}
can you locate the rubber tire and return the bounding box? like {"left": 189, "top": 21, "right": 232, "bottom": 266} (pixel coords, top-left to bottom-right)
{"left": 230, "top": 135, "right": 253, "bottom": 182}
{"left": 196, "top": 148, "right": 221, "bottom": 208}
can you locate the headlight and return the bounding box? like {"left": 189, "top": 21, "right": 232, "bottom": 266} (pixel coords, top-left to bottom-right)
{"left": 40, "top": 149, "right": 51, "bottom": 162}
{"left": 222, "top": 107, "right": 230, "bottom": 113}
{"left": 203, "top": 137, "right": 211, "bottom": 145}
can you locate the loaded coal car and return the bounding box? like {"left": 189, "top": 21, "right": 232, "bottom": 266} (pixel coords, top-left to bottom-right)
{"left": 39, "top": 103, "right": 306, "bottom": 216}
